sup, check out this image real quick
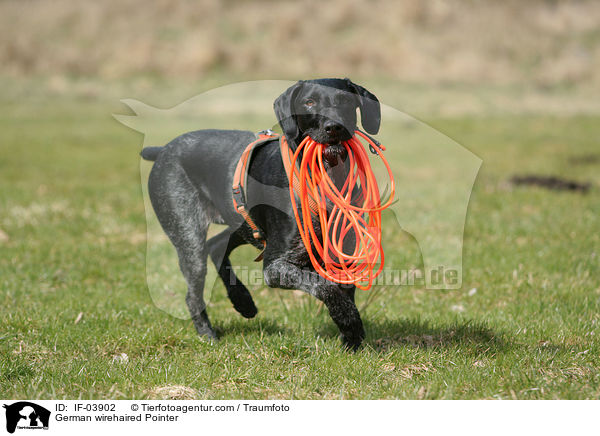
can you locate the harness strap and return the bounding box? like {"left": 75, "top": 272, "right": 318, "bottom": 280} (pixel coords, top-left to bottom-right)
{"left": 232, "top": 131, "right": 320, "bottom": 261}
{"left": 232, "top": 131, "right": 278, "bottom": 260}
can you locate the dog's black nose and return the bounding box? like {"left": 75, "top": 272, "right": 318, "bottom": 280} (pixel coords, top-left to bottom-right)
{"left": 324, "top": 120, "right": 343, "bottom": 136}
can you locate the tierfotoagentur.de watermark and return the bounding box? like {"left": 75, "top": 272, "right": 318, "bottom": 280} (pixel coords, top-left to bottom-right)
{"left": 227, "top": 265, "right": 460, "bottom": 288}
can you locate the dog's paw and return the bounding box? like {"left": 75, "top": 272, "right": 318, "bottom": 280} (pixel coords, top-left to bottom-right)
{"left": 192, "top": 311, "right": 218, "bottom": 341}
{"left": 341, "top": 327, "right": 365, "bottom": 352}
{"left": 195, "top": 326, "right": 219, "bottom": 343}
{"left": 228, "top": 285, "right": 258, "bottom": 319}
{"left": 341, "top": 337, "right": 363, "bottom": 352}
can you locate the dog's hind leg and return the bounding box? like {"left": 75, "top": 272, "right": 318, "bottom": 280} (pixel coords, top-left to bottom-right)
{"left": 207, "top": 229, "right": 258, "bottom": 318}
{"left": 148, "top": 159, "right": 217, "bottom": 339}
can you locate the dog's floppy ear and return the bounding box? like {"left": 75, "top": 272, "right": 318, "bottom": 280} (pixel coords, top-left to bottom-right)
{"left": 345, "top": 78, "right": 381, "bottom": 135}
{"left": 274, "top": 81, "right": 303, "bottom": 140}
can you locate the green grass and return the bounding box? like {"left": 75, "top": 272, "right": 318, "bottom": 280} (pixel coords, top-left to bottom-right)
{"left": 1, "top": 84, "right": 599, "bottom": 400}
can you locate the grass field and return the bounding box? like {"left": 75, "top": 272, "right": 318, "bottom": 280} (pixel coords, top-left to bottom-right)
{"left": 1, "top": 80, "right": 599, "bottom": 399}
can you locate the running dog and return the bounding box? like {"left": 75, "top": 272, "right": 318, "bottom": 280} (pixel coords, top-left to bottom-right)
{"left": 141, "top": 78, "right": 380, "bottom": 350}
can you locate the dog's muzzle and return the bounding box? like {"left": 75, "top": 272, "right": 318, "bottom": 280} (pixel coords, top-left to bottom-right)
{"left": 323, "top": 143, "right": 348, "bottom": 166}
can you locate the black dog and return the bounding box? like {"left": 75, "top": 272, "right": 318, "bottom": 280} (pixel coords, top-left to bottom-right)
{"left": 141, "top": 78, "right": 380, "bottom": 350}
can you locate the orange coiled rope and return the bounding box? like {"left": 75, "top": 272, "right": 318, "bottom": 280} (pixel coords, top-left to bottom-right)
{"left": 288, "top": 130, "right": 395, "bottom": 290}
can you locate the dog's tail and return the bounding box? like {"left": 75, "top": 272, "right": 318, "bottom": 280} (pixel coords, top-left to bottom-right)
{"left": 140, "top": 147, "right": 162, "bottom": 161}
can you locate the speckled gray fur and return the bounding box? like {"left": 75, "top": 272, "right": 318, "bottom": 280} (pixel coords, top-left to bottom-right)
{"left": 141, "top": 78, "right": 380, "bottom": 350}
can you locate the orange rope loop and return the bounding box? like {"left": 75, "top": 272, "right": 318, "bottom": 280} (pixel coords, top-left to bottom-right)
{"left": 287, "top": 131, "right": 395, "bottom": 290}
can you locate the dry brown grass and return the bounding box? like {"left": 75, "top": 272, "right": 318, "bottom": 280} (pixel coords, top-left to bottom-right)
{"left": 145, "top": 385, "right": 198, "bottom": 400}
{"left": 1, "top": 0, "right": 599, "bottom": 86}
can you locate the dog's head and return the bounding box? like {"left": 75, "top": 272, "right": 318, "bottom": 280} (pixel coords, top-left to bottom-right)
{"left": 274, "top": 78, "right": 380, "bottom": 149}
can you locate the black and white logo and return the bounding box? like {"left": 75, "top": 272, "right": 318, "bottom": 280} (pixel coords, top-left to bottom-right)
{"left": 3, "top": 402, "right": 50, "bottom": 433}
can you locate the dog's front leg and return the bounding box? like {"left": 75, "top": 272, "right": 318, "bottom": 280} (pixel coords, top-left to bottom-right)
{"left": 263, "top": 258, "right": 365, "bottom": 350}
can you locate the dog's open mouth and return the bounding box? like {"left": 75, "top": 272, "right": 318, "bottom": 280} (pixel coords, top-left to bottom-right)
{"left": 286, "top": 132, "right": 396, "bottom": 290}
{"left": 323, "top": 143, "right": 347, "bottom": 165}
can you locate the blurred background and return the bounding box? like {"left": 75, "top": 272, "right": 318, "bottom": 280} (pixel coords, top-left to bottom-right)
{"left": 1, "top": 0, "right": 599, "bottom": 114}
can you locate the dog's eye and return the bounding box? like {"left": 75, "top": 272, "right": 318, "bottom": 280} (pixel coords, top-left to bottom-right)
{"left": 304, "top": 99, "right": 316, "bottom": 108}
